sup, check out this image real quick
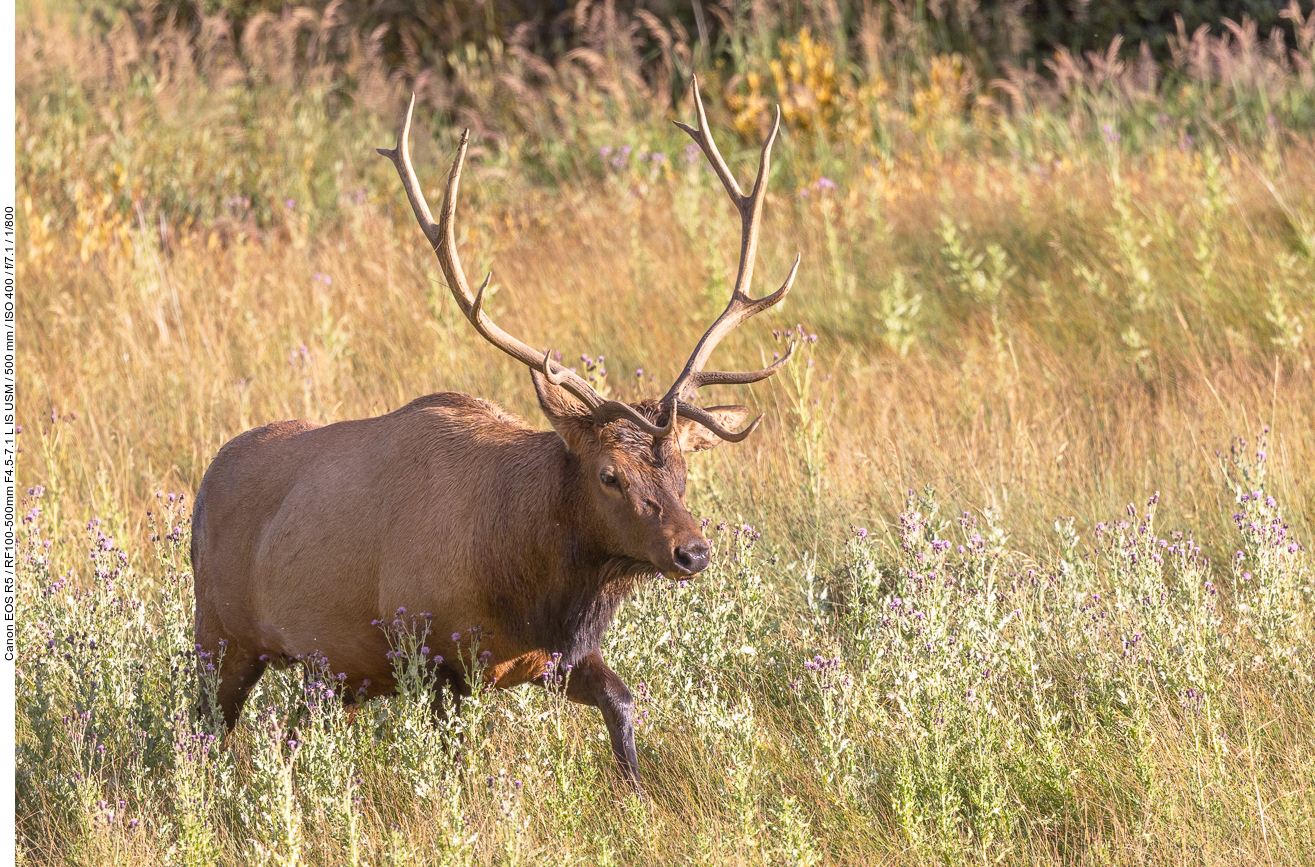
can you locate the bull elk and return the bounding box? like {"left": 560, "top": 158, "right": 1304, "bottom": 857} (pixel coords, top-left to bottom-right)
{"left": 191, "top": 77, "right": 799, "bottom": 790}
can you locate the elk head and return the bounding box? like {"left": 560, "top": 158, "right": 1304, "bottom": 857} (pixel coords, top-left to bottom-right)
{"left": 378, "top": 77, "right": 799, "bottom": 577}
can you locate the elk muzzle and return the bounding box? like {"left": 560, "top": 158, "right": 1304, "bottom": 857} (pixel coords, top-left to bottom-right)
{"left": 672, "top": 537, "right": 712, "bottom": 575}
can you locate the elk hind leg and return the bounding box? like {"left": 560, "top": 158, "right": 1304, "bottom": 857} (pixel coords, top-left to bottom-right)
{"left": 195, "top": 600, "right": 267, "bottom": 729}
{"left": 215, "top": 648, "right": 268, "bottom": 730}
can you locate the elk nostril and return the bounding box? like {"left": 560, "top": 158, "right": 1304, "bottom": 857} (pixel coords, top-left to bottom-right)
{"left": 673, "top": 540, "right": 711, "bottom": 574}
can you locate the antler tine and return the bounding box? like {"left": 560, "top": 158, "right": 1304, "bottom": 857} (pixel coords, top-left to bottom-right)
{"left": 380, "top": 95, "right": 679, "bottom": 438}
{"left": 672, "top": 76, "right": 745, "bottom": 203}
{"left": 677, "top": 404, "right": 764, "bottom": 443}
{"left": 375, "top": 94, "right": 441, "bottom": 251}
{"left": 664, "top": 77, "right": 799, "bottom": 411}
{"left": 687, "top": 339, "right": 796, "bottom": 391}
{"left": 594, "top": 395, "right": 678, "bottom": 438}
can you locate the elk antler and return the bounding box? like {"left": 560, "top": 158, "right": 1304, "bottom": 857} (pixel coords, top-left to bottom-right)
{"left": 379, "top": 84, "right": 798, "bottom": 443}
{"left": 377, "top": 94, "right": 676, "bottom": 437}
{"left": 663, "top": 75, "right": 800, "bottom": 437}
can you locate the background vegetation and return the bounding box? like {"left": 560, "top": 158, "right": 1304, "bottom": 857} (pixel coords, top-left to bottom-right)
{"left": 16, "top": 0, "right": 1315, "bottom": 863}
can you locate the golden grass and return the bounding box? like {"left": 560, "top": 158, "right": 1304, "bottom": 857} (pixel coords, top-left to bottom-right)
{"left": 15, "top": 4, "right": 1315, "bottom": 865}
{"left": 20, "top": 137, "right": 1315, "bottom": 561}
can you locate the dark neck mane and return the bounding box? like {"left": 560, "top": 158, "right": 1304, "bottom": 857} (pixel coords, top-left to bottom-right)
{"left": 485, "top": 430, "right": 657, "bottom": 664}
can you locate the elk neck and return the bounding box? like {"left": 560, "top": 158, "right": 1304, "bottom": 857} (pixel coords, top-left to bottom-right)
{"left": 476, "top": 427, "right": 655, "bottom": 664}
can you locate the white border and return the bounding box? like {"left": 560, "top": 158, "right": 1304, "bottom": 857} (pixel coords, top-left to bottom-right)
{"left": 2, "top": 0, "right": 17, "bottom": 861}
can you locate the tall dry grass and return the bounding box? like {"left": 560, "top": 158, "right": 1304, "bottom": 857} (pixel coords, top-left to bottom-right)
{"left": 20, "top": 108, "right": 1315, "bottom": 559}
{"left": 14, "top": 2, "right": 1315, "bottom": 865}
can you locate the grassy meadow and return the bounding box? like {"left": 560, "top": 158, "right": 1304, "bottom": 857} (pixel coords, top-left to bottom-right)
{"left": 15, "top": 0, "right": 1315, "bottom": 863}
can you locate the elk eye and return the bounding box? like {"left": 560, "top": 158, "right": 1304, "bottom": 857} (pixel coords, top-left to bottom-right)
{"left": 599, "top": 468, "right": 620, "bottom": 489}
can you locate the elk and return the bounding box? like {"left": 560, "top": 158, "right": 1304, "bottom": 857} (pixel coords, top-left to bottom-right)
{"left": 190, "top": 78, "right": 798, "bottom": 789}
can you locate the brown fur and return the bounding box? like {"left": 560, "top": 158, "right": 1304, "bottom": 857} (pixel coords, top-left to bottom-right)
{"left": 191, "top": 374, "right": 749, "bottom": 789}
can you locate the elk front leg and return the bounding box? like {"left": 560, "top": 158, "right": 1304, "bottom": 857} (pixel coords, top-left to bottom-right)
{"left": 564, "top": 649, "right": 641, "bottom": 791}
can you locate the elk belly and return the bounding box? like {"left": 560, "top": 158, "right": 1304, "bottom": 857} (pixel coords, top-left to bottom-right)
{"left": 483, "top": 649, "right": 551, "bottom": 689}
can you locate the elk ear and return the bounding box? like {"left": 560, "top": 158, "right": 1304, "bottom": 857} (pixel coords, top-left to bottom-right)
{"left": 531, "top": 370, "right": 598, "bottom": 453}
{"left": 677, "top": 406, "right": 753, "bottom": 453}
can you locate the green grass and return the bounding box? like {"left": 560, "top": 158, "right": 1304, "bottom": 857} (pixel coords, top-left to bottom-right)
{"left": 15, "top": 2, "right": 1315, "bottom": 864}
